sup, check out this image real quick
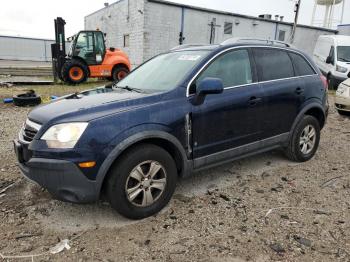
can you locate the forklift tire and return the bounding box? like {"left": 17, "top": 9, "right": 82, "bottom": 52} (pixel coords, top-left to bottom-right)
{"left": 61, "top": 60, "right": 88, "bottom": 84}
{"left": 112, "top": 65, "right": 129, "bottom": 82}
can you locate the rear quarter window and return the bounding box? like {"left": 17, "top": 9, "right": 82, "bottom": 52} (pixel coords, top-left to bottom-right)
{"left": 253, "top": 48, "right": 294, "bottom": 81}
{"left": 289, "top": 52, "right": 316, "bottom": 76}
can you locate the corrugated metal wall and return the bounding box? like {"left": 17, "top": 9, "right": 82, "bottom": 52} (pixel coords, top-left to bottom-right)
{"left": 0, "top": 35, "right": 54, "bottom": 62}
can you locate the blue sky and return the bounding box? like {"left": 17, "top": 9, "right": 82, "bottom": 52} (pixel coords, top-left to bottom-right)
{"left": 0, "top": 0, "right": 349, "bottom": 39}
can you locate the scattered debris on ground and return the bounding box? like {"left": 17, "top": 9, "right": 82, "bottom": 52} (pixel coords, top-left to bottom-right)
{"left": 0, "top": 94, "right": 349, "bottom": 261}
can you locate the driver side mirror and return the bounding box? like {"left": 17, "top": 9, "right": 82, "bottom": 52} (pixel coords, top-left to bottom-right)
{"left": 326, "top": 56, "right": 333, "bottom": 64}
{"left": 193, "top": 77, "right": 224, "bottom": 105}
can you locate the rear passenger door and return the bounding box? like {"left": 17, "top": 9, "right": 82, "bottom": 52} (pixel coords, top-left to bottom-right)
{"left": 253, "top": 48, "right": 303, "bottom": 138}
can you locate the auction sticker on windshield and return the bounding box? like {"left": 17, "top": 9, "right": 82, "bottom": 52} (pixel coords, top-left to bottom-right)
{"left": 178, "top": 55, "right": 202, "bottom": 61}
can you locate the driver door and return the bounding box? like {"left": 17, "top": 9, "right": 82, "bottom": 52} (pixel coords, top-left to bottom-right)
{"left": 190, "top": 49, "right": 265, "bottom": 168}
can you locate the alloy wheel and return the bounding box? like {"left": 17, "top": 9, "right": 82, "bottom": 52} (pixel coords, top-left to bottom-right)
{"left": 125, "top": 161, "right": 167, "bottom": 207}
{"left": 299, "top": 125, "right": 316, "bottom": 155}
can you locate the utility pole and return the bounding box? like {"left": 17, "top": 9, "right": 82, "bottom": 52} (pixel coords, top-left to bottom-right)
{"left": 208, "top": 18, "right": 221, "bottom": 44}
{"left": 290, "top": 0, "right": 301, "bottom": 44}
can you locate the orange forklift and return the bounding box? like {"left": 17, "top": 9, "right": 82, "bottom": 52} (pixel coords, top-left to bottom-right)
{"left": 51, "top": 17, "right": 131, "bottom": 84}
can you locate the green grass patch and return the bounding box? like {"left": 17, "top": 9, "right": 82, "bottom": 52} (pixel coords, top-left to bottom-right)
{"left": 0, "top": 81, "right": 109, "bottom": 101}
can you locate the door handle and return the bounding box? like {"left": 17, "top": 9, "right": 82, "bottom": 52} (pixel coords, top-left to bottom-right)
{"left": 248, "top": 96, "right": 262, "bottom": 106}
{"left": 295, "top": 87, "right": 304, "bottom": 95}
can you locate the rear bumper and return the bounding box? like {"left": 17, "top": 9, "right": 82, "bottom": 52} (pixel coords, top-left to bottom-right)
{"left": 18, "top": 157, "right": 99, "bottom": 203}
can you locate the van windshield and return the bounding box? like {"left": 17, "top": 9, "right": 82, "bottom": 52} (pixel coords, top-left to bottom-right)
{"left": 337, "top": 46, "right": 350, "bottom": 62}
{"left": 116, "top": 51, "right": 209, "bottom": 93}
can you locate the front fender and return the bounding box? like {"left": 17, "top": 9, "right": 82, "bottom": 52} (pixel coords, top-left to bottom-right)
{"left": 95, "top": 126, "right": 190, "bottom": 193}
{"left": 104, "top": 53, "right": 131, "bottom": 71}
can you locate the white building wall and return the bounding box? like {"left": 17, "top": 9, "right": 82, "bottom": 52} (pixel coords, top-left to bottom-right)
{"left": 143, "top": 2, "right": 181, "bottom": 60}
{"left": 293, "top": 27, "right": 335, "bottom": 55}
{"left": 85, "top": 0, "right": 146, "bottom": 68}
{"left": 85, "top": 0, "right": 337, "bottom": 67}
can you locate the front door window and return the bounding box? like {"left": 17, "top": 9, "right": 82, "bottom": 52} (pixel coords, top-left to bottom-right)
{"left": 74, "top": 32, "right": 96, "bottom": 65}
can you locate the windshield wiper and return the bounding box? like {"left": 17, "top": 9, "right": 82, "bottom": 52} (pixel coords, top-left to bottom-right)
{"left": 115, "top": 85, "right": 144, "bottom": 93}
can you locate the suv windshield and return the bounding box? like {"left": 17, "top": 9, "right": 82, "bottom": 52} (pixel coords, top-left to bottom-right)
{"left": 337, "top": 46, "right": 350, "bottom": 62}
{"left": 116, "top": 50, "right": 209, "bottom": 93}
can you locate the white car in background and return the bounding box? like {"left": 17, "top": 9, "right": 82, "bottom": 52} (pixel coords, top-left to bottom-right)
{"left": 313, "top": 35, "right": 350, "bottom": 88}
{"left": 335, "top": 78, "right": 350, "bottom": 115}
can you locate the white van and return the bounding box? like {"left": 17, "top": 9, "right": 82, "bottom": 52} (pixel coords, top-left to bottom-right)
{"left": 313, "top": 35, "right": 350, "bottom": 88}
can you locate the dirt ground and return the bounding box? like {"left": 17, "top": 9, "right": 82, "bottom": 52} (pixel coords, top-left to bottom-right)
{"left": 0, "top": 92, "right": 349, "bottom": 262}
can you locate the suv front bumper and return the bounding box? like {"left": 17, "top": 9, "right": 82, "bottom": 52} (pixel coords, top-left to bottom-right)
{"left": 14, "top": 140, "right": 99, "bottom": 203}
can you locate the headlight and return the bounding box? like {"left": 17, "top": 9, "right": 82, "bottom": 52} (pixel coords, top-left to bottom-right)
{"left": 336, "top": 65, "right": 347, "bottom": 73}
{"left": 41, "top": 123, "right": 88, "bottom": 148}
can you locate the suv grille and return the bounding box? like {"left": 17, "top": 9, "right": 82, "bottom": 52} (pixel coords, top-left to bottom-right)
{"left": 19, "top": 119, "right": 42, "bottom": 144}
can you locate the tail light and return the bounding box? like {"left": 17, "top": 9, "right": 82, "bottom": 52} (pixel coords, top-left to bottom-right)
{"left": 320, "top": 75, "right": 328, "bottom": 90}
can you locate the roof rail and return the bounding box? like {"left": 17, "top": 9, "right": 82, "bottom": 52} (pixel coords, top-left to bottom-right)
{"left": 170, "top": 44, "right": 206, "bottom": 51}
{"left": 221, "top": 37, "right": 291, "bottom": 47}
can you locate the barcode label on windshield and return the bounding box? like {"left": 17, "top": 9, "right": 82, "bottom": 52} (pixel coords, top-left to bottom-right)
{"left": 178, "top": 55, "right": 202, "bottom": 61}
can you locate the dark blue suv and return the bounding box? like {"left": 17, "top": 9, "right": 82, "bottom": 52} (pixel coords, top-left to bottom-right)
{"left": 14, "top": 40, "right": 329, "bottom": 219}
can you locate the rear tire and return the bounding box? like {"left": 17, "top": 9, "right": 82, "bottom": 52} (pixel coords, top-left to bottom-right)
{"left": 61, "top": 59, "right": 88, "bottom": 84}
{"left": 107, "top": 144, "right": 177, "bottom": 219}
{"left": 285, "top": 115, "right": 320, "bottom": 162}
{"left": 112, "top": 65, "right": 129, "bottom": 82}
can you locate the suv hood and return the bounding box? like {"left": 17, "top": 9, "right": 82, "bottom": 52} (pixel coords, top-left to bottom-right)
{"left": 28, "top": 89, "right": 148, "bottom": 124}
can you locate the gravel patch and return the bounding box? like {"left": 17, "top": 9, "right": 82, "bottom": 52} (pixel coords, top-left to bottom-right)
{"left": 0, "top": 95, "right": 349, "bottom": 261}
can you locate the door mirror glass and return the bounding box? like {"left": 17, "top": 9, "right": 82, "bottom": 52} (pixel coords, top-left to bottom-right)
{"left": 194, "top": 77, "right": 223, "bottom": 105}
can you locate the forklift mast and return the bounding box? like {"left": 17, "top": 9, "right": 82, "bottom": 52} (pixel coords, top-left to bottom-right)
{"left": 51, "top": 17, "right": 67, "bottom": 81}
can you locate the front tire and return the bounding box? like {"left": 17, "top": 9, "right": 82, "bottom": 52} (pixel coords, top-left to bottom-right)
{"left": 285, "top": 115, "right": 320, "bottom": 162}
{"left": 112, "top": 65, "right": 129, "bottom": 82}
{"left": 107, "top": 144, "right": 177, "bottom": 219}
{"left": 61, "top": 59, "right": 88, "bottom": 84}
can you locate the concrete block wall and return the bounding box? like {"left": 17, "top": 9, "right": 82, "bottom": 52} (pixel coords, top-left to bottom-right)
{"left": 85, "top": 0, "right": 146, "bottom": 68}
{"left": 85, "top": 0, "right": 337, "bottom": 67}
{"left": 293, "top": 27, "right": 335, "bottom": 55}
{"left": 142, "top": 1, "right": 336, "bottom": 61}
{"left": 181, "top": 10, "right": 281, "bottom": 44}
{"left": 143, "top": 2, "right": 181, "bottom": 60}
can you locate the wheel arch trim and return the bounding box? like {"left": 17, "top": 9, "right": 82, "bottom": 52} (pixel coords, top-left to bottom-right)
{"left": 95, "top": 130, "right": 191, "bottom": 193}
{"left": 289, "top": 101, "right": 326, "bottom": 141}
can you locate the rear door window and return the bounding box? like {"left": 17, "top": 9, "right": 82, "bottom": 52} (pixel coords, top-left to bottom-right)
{"left": 253, "top": 48, "right": 294, "bottom": 81}
{"left": 289, "top": 52, "right": 316, "bottom": 76}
